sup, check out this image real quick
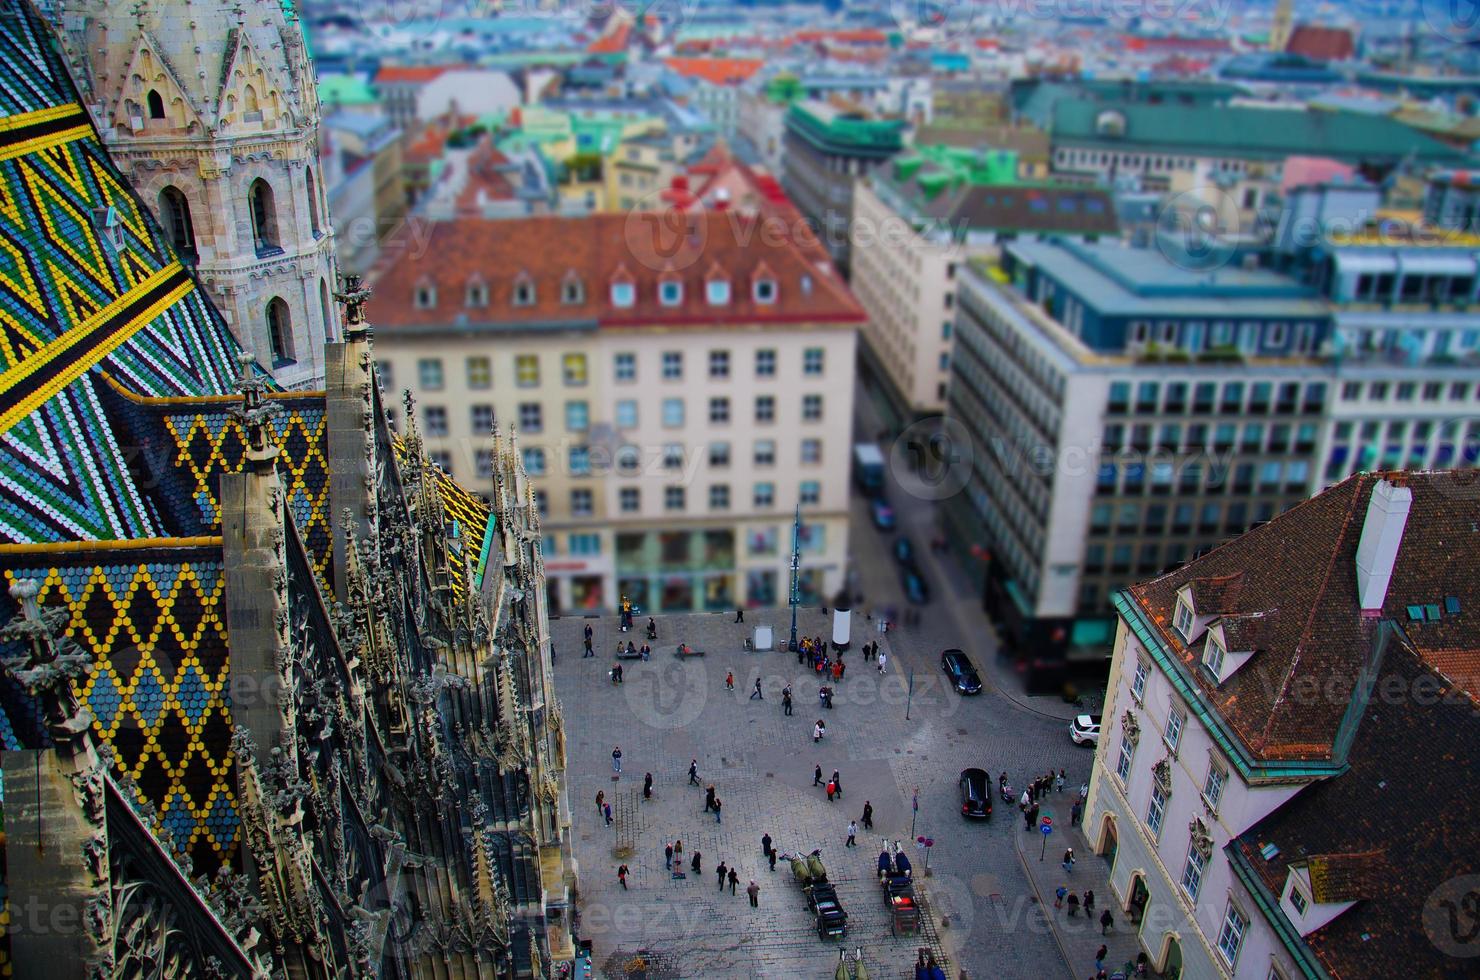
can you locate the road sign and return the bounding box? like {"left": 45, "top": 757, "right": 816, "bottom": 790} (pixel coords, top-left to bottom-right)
{"left": 1041, "top": 823, "right": 1053, "bottom": 835}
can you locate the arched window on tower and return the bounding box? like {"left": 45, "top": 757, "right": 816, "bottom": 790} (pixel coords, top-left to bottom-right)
{"left": 306, "top": 166, "right": 321, "bottom": 236}
{"left": 243, "top": 84, "right": 260, "bottom": 116}
{"left": 157, "top": 186, "right": 196, "bottom": 263}
{"left": 319, "top": 278, "right": 334, "bottom": 341}
{"left": 249, "top": 179, "right": 280, "bottom": 255}
{"left": 266, "top": 297, "right": 295, "bottom": 366}
{"left": 147, "top": 89, "right": 165, "bottom": 120}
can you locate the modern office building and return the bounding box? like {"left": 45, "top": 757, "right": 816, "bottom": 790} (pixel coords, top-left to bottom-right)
{"left": 782, "top": 99, "right": 906, "bottom": 274}
{"left": 1085, "top": 470, "right": 1477, "bottom": 980}
{"left": 945, "top": 235, "right": 1480, "bottom": 690}
{"left": 851, "top": 146, "right": 1118, "bottom": 421}
{"left": 367, "top": 211, "right": 863, "bottom": 615}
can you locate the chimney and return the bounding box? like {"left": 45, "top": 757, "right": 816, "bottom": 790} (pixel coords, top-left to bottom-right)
{"left": 1354, "top": 477, "right": 1413, "bottom": 614}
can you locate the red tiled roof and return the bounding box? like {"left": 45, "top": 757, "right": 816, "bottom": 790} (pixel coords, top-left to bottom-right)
{"left": 1128, "top": 471, "right": 1480, "bottom": 760}
{"left": 374, "top": 65, "right": 453, "bottom": 85}
{"left": 366, "top": 212, "right": 864, "bottom": 331}
{"left": 588, "top": 24, "right": 631, "bottom": 54}
{"left": 792, "top": 28, "right": 887, "bottom": 45}
{"left": 1286, "top": 25, "right": 1356, "bottom": 62}
{"left": 404, "top": 114, "right": 477, "bottom": 164}
{"left": 662, "top": 57, "right": 764, "bottom": 86}
{"left": 454, "top": 138, "right": 516, "bottom": 212}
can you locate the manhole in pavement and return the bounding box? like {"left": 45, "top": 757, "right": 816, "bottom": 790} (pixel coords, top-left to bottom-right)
{"left": 766, "top": 772, "right": 775, "bottom": 778}
{"left": 720, "top": 757, "right": 729, "bottom": 765}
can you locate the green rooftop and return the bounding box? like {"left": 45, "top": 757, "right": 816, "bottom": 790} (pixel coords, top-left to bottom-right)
{"left": 317, "top": 73, "right": 377, "bottom": 107}
{"left": 785, "top": 100, "right": 906, "bottom": 158}
{"left": 891, "top": 144, "right": 1021, "bottom": 197}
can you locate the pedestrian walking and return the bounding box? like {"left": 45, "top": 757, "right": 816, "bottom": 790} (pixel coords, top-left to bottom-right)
{"left": 750, "top": 677, "right": 763, "bottom": 700}
{"left": 704, "top": 785, "right": 716, "bottom": 812}
{"left": 1100, "top": 909, "right": 1114, "bottom": 935}
{"left": 640, "top": 643, "right": 650, "bottom": 661}
{"left": 585, "top": 623, "right": 593, "bottom": 642}
{"left": 664, "top": 843, "right": 674, "bottom": 869}
{"left": 782, "top": 687, "right": 793, "bottom": 716}
{"left": 689, "top": 759, "right": 700, "bottom": 786}
{"left": 643, "top": 772, "right": 653, "bottom": 800}
{"left": 831, "top": 770, "right": 842, "bottom": 797}
{"left": 728, "top": 868, "right": 738, "bottom": 895}
{"left": 877, "top": 650, "right": 887, "bottom": 674}
{"left": 838, "top": 659, "right": 846, "bottom": 679}
{"left": 1095, "top": 945, "right": 1107, "bottom": 973}
{"left": 1028, "top": 802, "right": 1040, "bottom": 830}
{"left": 1054, "top": 885, "right": 1066, "bottom": 909}
{"left": 690, "top": 851, "right": 700, "bottom": 875}
{"left": 813, "top": 719, "right": 825, "bottom": 742}
{"left": 747, "top": 880, "right": 759, "bottom": 907}
{"left": 846, "top": 820, "right": 857, "bottom": 847}
{"left": 603, "top": 803, "right": 612, "bottom": 826}
{"left": 618, "top": 864, "right": 629, "bottom": 890}
{"left": 1063, "top": 848, "right": 1075, "bottom": 875}
{"left": 814, "top": 765, "right": 824, "bottom": 787}
{"left": 1067, "top": 892, "right": 1080, "bottom": 917}
{"left": 862, "top": 801, "right": 874, "bottom": 830}
{"left": 583, "top": 636, "right": 593, "bottom": 657}
{"left": 1084, "top": 890, "right": 1095, "bottom": 915}
{"left": 713, "top": 797, "right": 722, "bottom": 823}
{"left": 767, "top": 848, "right": 777, "bottom": 871}
{"left": 612, "top": 746, "right": 622, "bottom": 773}
{"left": 1071, "top": 800, "right": 1082, "bottom": 826}
{"left": 595, "top": 790, "right": 604, "bottom": 816}
{"left": 716, "top": 862, "right": 727, "bottom": 891}
{"left": 674, "top": 840, "right": 684, "bottom": 864}
{"left": 725, "top": 670, "right": 734, "bottom": 691}
{"left": 735, "top": 608, "right": 744, "bottom": 623}
{"left": 826, "top": 780, "right": 837, "bottom": 802}
{"left": 1019, "top": 789, "right": 1030, "bottom": 811}
{"left": 762, "top": 833, "right": 773, "bottom": 860}
{"left": 1079, "top": 781, "right": 1089, "bottom": 802}
{"left": 1056, "top": 769, "right": 1066, "bottom": 794}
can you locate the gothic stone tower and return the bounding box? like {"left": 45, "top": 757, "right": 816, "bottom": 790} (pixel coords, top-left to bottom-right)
{"left": 49, "top": 0, "right": 340, "bottom": 387}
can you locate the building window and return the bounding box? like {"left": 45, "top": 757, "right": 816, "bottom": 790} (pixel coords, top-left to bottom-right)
{"left": 662, "top": 398, "right": 685, "bottom": 427}
{"left": 475, "top": 450, "right": 493, "bottom": 479}
{"left": 1288, "top": 884, "right": 1308, "bottom": 917}
{"left": 1146, "top": 781, "right": 1167, "bottom": 838}
{"left": 1181, "top": 843, "right": 1207, "bottom": 901}
{"left": 377, "top": 361, "right": 393, "bottom": 391}
{"left": 616, "top": 399, "right": 638, "bottom": 429}
{"left": 1165, "top": 705, "right": 1185, "bottom": 754}
{"left": 803, "top": 347, "right": 824, "bottom": 376}
{"left": 1115, "top": 732, "right": 1134, "bottom": 781}
{"left": 663, "top": 444, "right": 684, "bottom": 469}
{"left": 659, "top": 280, "right": 683, "bottom": 306}
{"left": 1131, "top": 660, "right": 1149, "bottom": 702}
{"left": 534, "top": 490, "right": 547, "bottom": 519}
{"left": 756, "top": 348, "right": 776, "bottom": 377}
{"left": 1174, "top": 598, "right": 1194, "bottom": 639}
{"left": 471, "top": 404, "right": 494, "bottom": 433}
{"left": 802, "top": 394, "right": 823, "bottom": 421}
{"left": 709, "top": 350, "right": 730, "bottom": 378}
{"left": 569, "top": 446, "right": 591, "bottom": 475}
{"left": 523, "top": 447, "right": 546, "bottom": 475}
{"left": 709, "top": 442, "right": 730, "bottom": 467}
{"left": 753, "top": 277, "right": 777, "bottom": 303}
{"left": 755, "top": 395, "right": 775, "bottom": 423}
{"left": 754, "top": 440, "right": 775, "bottom": 466}
{"left": 512, "top": 277, "right": 535, "bottom": 307}
{"left": 706, "top": 279, "right": 731, "bottom": 305}
{"left": 709, "top": 484, "right": 730, "bottom": 510}
{"left": 1216, "top": 904, "right": 1246, "bottom": 966}
{"left": 611, "top": 281, "right": 635, "bottom": 307}
{"left": 662, "top": 351, "right": 683, "bottom": 380}
{"left": 566, "top": 401, "right": 589, "bottom": 432}
{"left": 423, "top": 406, "right": 448, "bottom": 437}
{"left": 158, "top": 187, "right": 196, "bottom": 261}
{"left": 614, "top": 352, "right": 636, "bottom": 382}
{"left": 518, "top": 402, "right": 542, "bottom": 432}
{"left": 801, "top": 439, "right": 822, "bottom": 464}
{"left": 266, "top": 297, "right": 294, "bottom": 365}
{"left": 569, "top": 533, "right": 601, "bottom": 556}
{"left": 428, "top": 450, "right": 451, "bottom": 472}
{"left": 562, "top": 276, "right": 584, "bottom": 304}
{"left": 515, "top": 355, "right": 539, "bottom": 387}
{"left": 1203, "top": 761, "right": 1227, "bottom": 811}
{"left": 563, "top": 353, "right": 588, "bottom": 386}
{"left": 466, "top": 356, "right": 492, "bottom": 389}
{"left": 248, "top": 179, "right": 279, "bottom": 253}
{"left": 147, "top": 89, "right": 166, "bottom": 119}
{"left": 1204, "top": 633, "right": 1226, "bottom": 679}
{"left": 709, "top": 397, "right": 730, "bottom": 424}
{"left": 753, "top": 482, "right": 775, "bottom": 508}
{"left": 571, "top": 488, "right": 593, "bottom": 517}
{"left": 620, "top": 487, "right": 640, "bottom": 513}
{"left": 665, "top": 486, "right": 685, "bottom": 511}
{"left": 800, "top": 480, "right": 821, "bottom": 505}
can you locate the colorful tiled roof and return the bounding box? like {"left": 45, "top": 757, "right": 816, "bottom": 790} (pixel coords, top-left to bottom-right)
{"left": 661, "top": 57, "right": 764, "bottom": 86}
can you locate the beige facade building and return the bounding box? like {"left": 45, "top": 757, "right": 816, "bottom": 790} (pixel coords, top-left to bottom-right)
{"left": 367, "top": 211, "right": 862, "bottom": 615}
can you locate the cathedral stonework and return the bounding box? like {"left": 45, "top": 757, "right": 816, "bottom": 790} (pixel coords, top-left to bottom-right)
{"left": 50, "top": 0, "right": 341, "bottom": 387}
{"left": 0, "top": 1, "right": 575, "bottom": 976}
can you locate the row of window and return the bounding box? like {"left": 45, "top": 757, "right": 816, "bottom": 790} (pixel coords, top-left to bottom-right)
{"left": 1103, "top": 421, "right": 1319, "bottom": 455}
{"left": 1087, "top": 498, "right": 1283, "bottom": 545}
{"left": 415, "top": 272, "right": 800, "bottom": 311}
{"left": 1107, "top": 380, "right": 1327, "bottom": 417}
{"left": 1126, "top": 319, "right": 1319, "bottom": 356}
{"left": 414, "top": 392, "right": 828, "bottom": 439}
{"left": 1097, "top": 459, "right": 1311, "bottom": 497}
{"left": 489, "top": 481, "right": 824, "bottom": 519}
{"left": 1339, "top": 378, "right": 1472, "bottom": 403}
{"left": 393, "top": 347, "right": 827, "bottom": 391}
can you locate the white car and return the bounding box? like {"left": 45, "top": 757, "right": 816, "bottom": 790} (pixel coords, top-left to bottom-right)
{"left": 1069, "top": 714, "right": 1101, "bottom": 746}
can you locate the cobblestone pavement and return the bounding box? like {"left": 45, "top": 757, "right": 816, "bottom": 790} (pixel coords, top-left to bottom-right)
{"left": 554, "top": 607, "right": 1098, "bottom": 980}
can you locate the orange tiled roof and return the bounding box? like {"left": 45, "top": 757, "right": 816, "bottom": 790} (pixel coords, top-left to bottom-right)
{"left": 588, "top": 24, "right": 631, "bottom": 54}
{"left": 374, "top": 65, "right": 453, "bottom": 85}
{"left": 662, "top": 57, "right": 764, "bottom": 86}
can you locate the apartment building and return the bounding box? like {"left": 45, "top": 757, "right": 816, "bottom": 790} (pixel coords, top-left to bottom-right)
{"left": 661, "top": 58, "right": 766, "bottom": 139}
{"left": 366, "top": 211, "right": 862, "bottom": 615}
{"left": 1085, "top": 471, "right": 1477, "bottom": 979}
{"left": 851, "top": 146, "right": 1117, "bottom": 421}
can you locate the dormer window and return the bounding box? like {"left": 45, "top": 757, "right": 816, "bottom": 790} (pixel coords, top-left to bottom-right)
{"left": 466, "top": 279, "right": 488, "bottom": 308}
{"left": 659, "top": 279, "right": 683, "bottom": 306}
{"left": 513, "top": 275, "right": 535, "bottom": 307}
{"left": 1203, "top": 631, "right": 1227, "bottom": 679}
{"left": 414, "top": 280, "right": 437, "bottom": 309}
{"left": 753, "top": 278, "right": 777, "bottom": 304}
{"left": 800, "top": 274, "right": 813, "bottom": 295}
{"left": 562, "top": 274, "right": 584, "bottom": 304}
{"left": 1174, "top": 597, "right": 1195, "bottom": 639}
{"left": 706, "top": 278, "right": 731, "bottom": 305}
{"left": 1287, "top": 879, "right": 1309, "bottom": 917}
{"left": 611, "top": 281, "right": 635, "bottom": 308}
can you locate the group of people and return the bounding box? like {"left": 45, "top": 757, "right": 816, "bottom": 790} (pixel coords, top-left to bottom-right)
{"left": 812, "top": 765, "right": 845, "bottom": 801}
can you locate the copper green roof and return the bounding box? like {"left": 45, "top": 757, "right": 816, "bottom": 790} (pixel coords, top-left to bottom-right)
{"left": 785, "top": 100, "right": 905, "bottom": 157}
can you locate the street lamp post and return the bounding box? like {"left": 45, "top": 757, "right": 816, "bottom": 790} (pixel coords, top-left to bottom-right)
{"left": 788, "top": 503, "right": 801, "bottom": 652}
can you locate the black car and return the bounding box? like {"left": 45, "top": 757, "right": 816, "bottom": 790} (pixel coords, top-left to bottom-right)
{"left": 894, "top": 537, "right": 914, "bottom": 565}
{"left": 900, "top": 567, "right": 929, "bottom": 605}
{"left": 940, "top": 649, "right": 982, "bottom": 695}
{"left": 959, "top": 768, "right": 992, "bottom": 819}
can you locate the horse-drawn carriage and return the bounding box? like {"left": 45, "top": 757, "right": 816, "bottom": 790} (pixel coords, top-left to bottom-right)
{"left": 785, "top": 851, "right": 848, "bottom": 940}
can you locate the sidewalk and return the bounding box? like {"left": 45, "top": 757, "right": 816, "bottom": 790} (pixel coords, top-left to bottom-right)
{"left": 1012, "top": 793, "right": 1155, "bottom": 980}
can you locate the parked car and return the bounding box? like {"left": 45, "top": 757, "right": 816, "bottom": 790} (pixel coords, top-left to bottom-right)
{"left": 958, "top": 768, "right": 992, "bottom": 819}
{"left": 940, "top": 649, "right": 982, "bottom": 695}
{"left": 893, "top": 537, "right": 914, "bottom": 565}
{"left": 870, "top": 499, "right": 896, "bottom": 531}
{"left": 1070, "top": 714, "right": 1102, "bottom": 746}
{"left": 900, "top": 567, "right": 929, "bottom": 605}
